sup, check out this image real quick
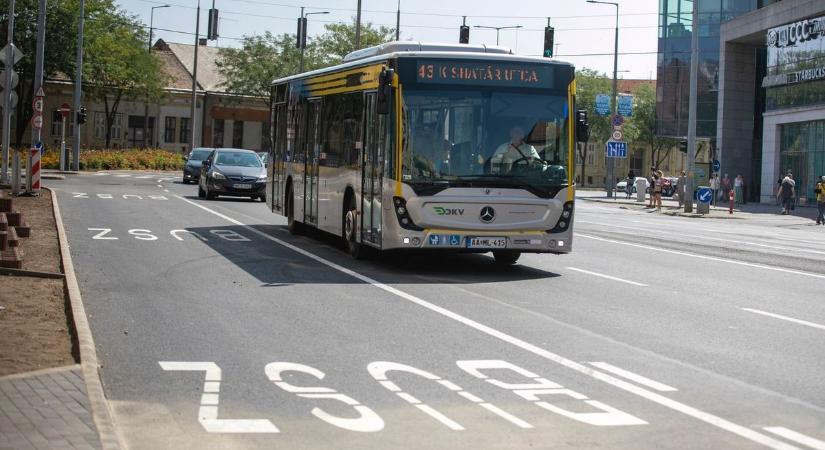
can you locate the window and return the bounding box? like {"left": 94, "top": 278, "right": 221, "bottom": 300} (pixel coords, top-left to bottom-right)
{"left": 50, "top": 111, "right": 73, "bottom": 137}
{"left": 164, "top": 117, "right": 177, "bottom": 143}
{"left": 111, "top": 113, "right": 123, "bottom": 141}
{"left": 213, "top": 119, "right": 224, "bottom": 148}
{"left": 587, "top": 149, "right": 595, "bottom": 166}
{"left": 320, "top": 92, "right": 363, "bottom": 169}
{"left": 232, "top": 120, "right": 244, "bottom": 148}
{"left": 575, "top": 150, "right": 583, "bottom": 165}
{"left": 180, "top": 118, "right": 191, "bottom": 144}
{"left": 94, "top": 112, "right": 106, "bottom": 140}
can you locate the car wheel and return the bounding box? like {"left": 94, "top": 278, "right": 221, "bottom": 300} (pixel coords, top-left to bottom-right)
{"left": 182, "top": 178, "right": 189, "bottom": 185}
{"left": 493, "top": 250, "right": 521, "bottom": 265}
{"left": 260, "top": 193, "right": 266, "bottom": 203}
{"left": 286, "top": 187, "right": 302, "bottom": 235}
{"left": 198, "top": 184, "right": 205, "bottom": 198}
{"left": 205, "top": 183, "right": 216, "bottom": 200}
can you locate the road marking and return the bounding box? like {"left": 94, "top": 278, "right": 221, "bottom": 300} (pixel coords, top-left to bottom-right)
{"left": 93, "top": 172, "right": 109, "bottom": 176}
{"left": 764, "top": 427, "right": 825, "bottom": 450}
{"left": 576, "top": 233, "right": 825, "bottom": 281}
{"left": 566, "top": 267, "right": 648, "bottom": 287}
{"left": 136, "top": 175, "right": 154, "bottom": 179}
{"left": 89, "top": 228, "right": 117, "bottom": 240}
{"left": 741, "top": 308, "right": 825, "bottom": 332}
{"left": 156, "top": 184, "right": 163, "bottom": 188}
{"left": 588, "top": 362, "right": 677, "bottom": 392}
{"left": 113, "top": 174, "right": 131, "bottom": 178}
{"left": 175, "top": 194, "right": 800, "bottom": 450}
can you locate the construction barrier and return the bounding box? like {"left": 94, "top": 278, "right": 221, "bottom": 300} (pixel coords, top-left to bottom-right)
{"left": 28, "top": 148, "right": 41, "bottom": 194}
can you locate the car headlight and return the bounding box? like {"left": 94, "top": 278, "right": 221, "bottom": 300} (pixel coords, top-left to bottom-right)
{"left": 212, "top": 171, "right": 226, "bottom": 180}
{"left": 257, "top": 176, "right": 267, "bottom": 182}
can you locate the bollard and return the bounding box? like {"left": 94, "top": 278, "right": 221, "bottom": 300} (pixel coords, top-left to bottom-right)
{"left": 28, "top": 147, "right": 41, "bottom": 194}
{"left": 11, "top": 149, "right": 21, "bottom": 195}
{"left": 729, "top": 189, "right": 734, "bottom": 215}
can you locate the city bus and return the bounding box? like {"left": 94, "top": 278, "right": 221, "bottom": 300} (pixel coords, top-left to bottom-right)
{"left": 266, "top": 42, "right": 584, "bottom": 264}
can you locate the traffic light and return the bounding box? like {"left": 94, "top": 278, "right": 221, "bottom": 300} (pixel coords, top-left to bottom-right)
{"left": 459, "top": 25, "right": 470, "bottom": 44}
{"left": 76, "top": 107, "right": 87, "bottom": 125}
{"left": 296, "top": 17, "right": 307, "bottom": 49}
{"left": 543, "top": 26, "right": 555, "bottom": 58}
{"left": 679, "top": 140, "right": 688, "bottom": 153}
{"left": 575, "top": 109, "right": 590, "bottom": 143}
{"left": 207, "top": 8, "right": 219, "bottom": 40}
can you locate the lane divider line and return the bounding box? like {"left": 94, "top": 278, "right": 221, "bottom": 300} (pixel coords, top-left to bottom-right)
{"left": 588, "top": 362, "right": 677, "bottom": 392}
{"left": 576, "top": 233, "right": 825, "bottom": 281}
{"left": 764, "top": 427, "right": 825, "bottom": 450}
{"left": 566, "top": 267, "right": 648, "bottom": 287}
{"left": 174, "top": 194, "right": 800, "bottom": 450}
{"left": 741, "top": 308, "right": 825, "bottom": 332}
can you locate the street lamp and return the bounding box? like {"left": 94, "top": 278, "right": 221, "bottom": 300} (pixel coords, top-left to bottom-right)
{"left": 586, "top": 0, "right": 619, "bottom": 198}
{"left": 473, "top": 25, "right": 522, "bottom": 46}
{"left": 149, "top": 4, "right": 170, "bottom": 49}
{"left": 299, "top": 8, "right": 329, "bottom": 72}
{"left": 144, "top": 4, "right": 170, "bottom": 147}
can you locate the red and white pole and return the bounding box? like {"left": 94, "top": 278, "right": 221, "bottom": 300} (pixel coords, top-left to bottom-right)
{"left": 29, "top": 148, "right": 41, "bottom": 193}
{"left": 729, "top": 189, "right": 734, "bottom": 214}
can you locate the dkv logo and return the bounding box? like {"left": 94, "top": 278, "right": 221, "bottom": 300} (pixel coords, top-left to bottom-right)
{"left": 433, "top": 206, "right": 465, "bottom": 216}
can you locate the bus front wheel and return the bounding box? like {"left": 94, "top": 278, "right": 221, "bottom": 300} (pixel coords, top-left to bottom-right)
{"left": 493, "top": 250, "right": 521, "bottom": 265}
{"left": 287, "top": 188, "right": 302, "bottom": 235}
{"left": 344, "top": 199, "right": 369, "bottom": 259}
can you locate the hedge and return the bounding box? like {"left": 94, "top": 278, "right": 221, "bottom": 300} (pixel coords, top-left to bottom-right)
{"left": 40, "top": 149, "right": 185, "bottom": 171}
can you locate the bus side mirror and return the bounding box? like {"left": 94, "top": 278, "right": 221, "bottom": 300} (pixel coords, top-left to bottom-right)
{"left": 575, "top": 109, "right": 590, "bottom": 143}
{"left": 377, "top": 68, "right": 394, "bottom": 115}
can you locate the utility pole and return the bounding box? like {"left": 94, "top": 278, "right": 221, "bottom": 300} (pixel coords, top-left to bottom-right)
{"left": 354, "top": 0, "right": 362, "bottom": 49}
{"left": 587, "top": 0, "right": 618, "bottom": 198}
{"left": 2, "top": 0, "right": 15, "bottom": 185}
{"left": 71, "top": 0, "right": 84, "bottom": 171}
{"left": 189, "top": 0, "right": 200, "bottom": 151}
{"left": 395, "top": 0, "right": 400, "bottom": 41}
{"left": 684, "top": 0, "right": 698, "bottom": 213}
{"left": 298, "top": 9, "right": 328, "bottom": 73}
{"left": 28, "top": 0, "right": 46, "bottom": 191}
{"left": 144, "top": 4, "right": 170, "bottom": 148}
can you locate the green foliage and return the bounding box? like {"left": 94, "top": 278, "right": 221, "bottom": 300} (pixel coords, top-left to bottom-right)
{"left": 632, "top": 83, "right": 679, "bottom": 168}
{"left": 40, "top": 149, "right": 184, "bottom": 170}
{"left": 316, "top": 20, "right": 396, "bottom": 66}
{"left": 575, "top": 68, "right": 613, "bottom": 145}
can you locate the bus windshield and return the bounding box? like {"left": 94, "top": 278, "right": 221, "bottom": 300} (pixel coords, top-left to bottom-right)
{"left": 401, "top": 88, "right": 570, "bottom": 196}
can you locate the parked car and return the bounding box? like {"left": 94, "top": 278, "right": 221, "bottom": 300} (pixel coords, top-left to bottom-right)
{"left": 182, "top": 148, "right": 214, "bottom": 184}
{"left": 616, "top": 177, "right": 650, "bottom": 194}
{"left": 662, "top": 177, "right": 678, "bottom": 197}
{"left": 198, "top": 148, "right": 267, "bottom": 202}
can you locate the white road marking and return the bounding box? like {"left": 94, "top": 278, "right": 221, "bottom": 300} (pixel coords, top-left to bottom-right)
{"left": 764, "top": 427, "right": 825, "bottom": 450}
{"left": 156, "top": 184, "right": 163, "bottom": 188}
{"left": 89, "top": 228, "right": 117, "bottom": 240}
{"left": 93, "top": 172, "right": 109, "bottom": 176}
{"left": 576, "top": 233, "right": 825, "bottom": 281}
{"left": 566, "top": 267, "right": 648, "bottom": 287}
{"left": 135, "top": 175, "right": 154, "bottom": 179}
{"left": 113, "top": 174, "right": 131, "bottom": 178}
{"left": 588, "top": 362, "right": 677, "bottom": 392}
{"left": 164, "top": 189, "right": 169, "bottom": 193}
{"left": 741, "top": 308, "right": 825, "bottom": 332}
{"left": 175, "top": 194, "right": 800, "bottom": 450}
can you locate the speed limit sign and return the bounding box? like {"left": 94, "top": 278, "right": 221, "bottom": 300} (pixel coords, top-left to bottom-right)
{"left": 31, "top": 113, "right": 44, "bottom": 130}
{"left": 612, "top": 129, "right": 623, "bottom": 141}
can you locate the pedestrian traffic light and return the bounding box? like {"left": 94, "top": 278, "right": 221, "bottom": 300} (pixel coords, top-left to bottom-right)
{"left": 543, "top": 26, "right": 555, "bottom": 58}
{"left": 679, "top": 140, "right": 688, "bottom": 153}
{"left": 76, "top": 107, "right": 87, "bottom": 125}
{"left": 575, "top": 109, "right": 590, "bottom": 143}
{"left": 459, "top": 25, "right": 470, "bottom": 44}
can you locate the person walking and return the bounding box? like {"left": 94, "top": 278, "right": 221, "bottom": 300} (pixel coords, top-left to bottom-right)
{"left": 722, "top": 173, "right": 731, "bottom": 202}
{"left": 709, "top": 174, "right": 720, "bottom": 206}
{"left": 734, "top": 174, "right": 744, "bottom": 205}
{"left": 677, "top": 170, "right": 687, "bottom": 207}
{"left": 625, "top": 169, "right": 635, "bottom": 199}
{"left": 647, "top": 168, "right": 656, "bottom": 208}
{"left": 653, "top": 170, "right": 664, "bottom": 211}
{"left": 778, "top": 172, "right": 795, "bottom": 215}
{"left": 816, "top": 175, "right": 825, "bottom": 225}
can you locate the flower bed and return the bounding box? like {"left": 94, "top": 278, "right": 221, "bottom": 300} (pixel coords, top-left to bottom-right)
{"left": 40, "top": 149, "right": 184, "bottom": 171}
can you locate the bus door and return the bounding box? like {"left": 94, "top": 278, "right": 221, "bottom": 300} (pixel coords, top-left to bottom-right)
{"left": 304, "top": 98, "right": 322, "bottom": 225}
{"left": 271, "top": 102, "right": 286, "bottom": 213}
{"left": 361, "top": 92, "right": 382, "bottom": 247}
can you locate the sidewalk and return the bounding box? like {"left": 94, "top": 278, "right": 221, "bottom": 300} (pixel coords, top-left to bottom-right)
{"left": 0, "top": 366, "right": 100, "bottom": 449}
{"left": 577, "top": 190, "right": 819, "bottom": 222}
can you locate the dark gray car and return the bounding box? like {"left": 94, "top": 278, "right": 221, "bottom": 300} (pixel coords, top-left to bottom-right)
{"left": 182, "top": 148, "right": 214, "bottom": 184}
{"left": 198, "top": 149, "right": 267, "bottom": 202}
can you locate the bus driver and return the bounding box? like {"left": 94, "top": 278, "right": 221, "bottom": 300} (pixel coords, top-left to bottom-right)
{"left": 481, "top": 125, "right": 541, "bottom": 174}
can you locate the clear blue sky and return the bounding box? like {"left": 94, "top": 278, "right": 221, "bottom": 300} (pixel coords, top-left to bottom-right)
{"left": 119, "top": 0, "right": 659, "bottom": 79}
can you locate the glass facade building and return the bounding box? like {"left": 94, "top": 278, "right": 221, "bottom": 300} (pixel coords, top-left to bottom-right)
{"left": 780, "top": 120, "right": 825, "bottom": 202}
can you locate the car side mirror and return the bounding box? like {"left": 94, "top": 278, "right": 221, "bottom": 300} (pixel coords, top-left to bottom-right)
{"left": 183, "top": 155, "right": 188, "bottom": 161}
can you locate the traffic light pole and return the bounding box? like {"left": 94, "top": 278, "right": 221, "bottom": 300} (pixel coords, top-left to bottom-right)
{"left": 2, "top": 0, "right": 15, "bottom": 185}
{"left": 28, "top": 0, "right": 46, "bottom": 191}
{"left": 607, "top": 3, "right": 618, "bottom": 199}
{"left": 684, "top": 0, "right": 699, "bottom": 213}
{"left": 71, "top": 0, "right": 84, "bottom": 171}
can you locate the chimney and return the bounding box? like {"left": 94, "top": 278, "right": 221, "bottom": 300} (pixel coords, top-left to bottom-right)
{"left": 199, "top": 38, "right": 208, "bottom": 46}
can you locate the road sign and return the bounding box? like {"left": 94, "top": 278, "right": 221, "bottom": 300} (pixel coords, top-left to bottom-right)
{"left": 31, "top": 113, "right": 44, "bottom": 130}
{"left": 0, "top": 44, "right": 24, "bottom": 66}
{"left": 697, "top": 187, "right": 713, "bottom": 204}
{"left": 612, "top": 115, "right": 624, "bottom": 127}
{"left": 59, "top": 103, "right": 72, "bottom": 118}
{"left": 35, "top": 86, "right": 45, "bottom": 98}
{"left": 611, "top": 130, "right": 623, "bottom": 141}
{"left": 0, "top": 69, "right": 19, "bottom": 89}
{"left": 712, "top": 159, "right": 721, "bottom": 172}
{"left": 618, "top": 95, "right": 633, "bottom": 117}
{"left": 1, "top": 91, "right": 18, "bottom": 110}
{"left": 605, "top": 140, "right": 627, "bottom": 158}
{"left": 595, "top": 94, "right": 611, "bottom": 116}
{"left": 33, "top": 97, "right": 44, "bottom": 113}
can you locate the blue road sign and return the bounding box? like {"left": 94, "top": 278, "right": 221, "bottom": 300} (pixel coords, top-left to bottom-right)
{"left": 605, "top": 140, "right": 627, "bottom": 158}
{"left": 618, "top": 95, "right": 633, "bottom": 117}
{"left": 697, "top": 187, "right": 713, "bottom": 204}
{"left": 712, "top": 159, "right": 721, "bottom": 172}
{"left": 595, "top": 94, "right": 611, "bottom": 116}
{"left": 611, "top": 115, "right": 624, "bottom": 127}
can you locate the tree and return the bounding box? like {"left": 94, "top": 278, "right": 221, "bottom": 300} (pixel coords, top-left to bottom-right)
{"left": 575, "top": 69, "right": 611, "bottom": 187}
{"left": 632, "top": 83, "right": 679, "bottom": 169}
{"left": 315, "top": 20, "right": 395, "bottom": 66}
{"left": 82, "top": 0, "right": 165, "bottom": 147}
{"left": 1, "top": 0, "right": 77, "bottom": 147}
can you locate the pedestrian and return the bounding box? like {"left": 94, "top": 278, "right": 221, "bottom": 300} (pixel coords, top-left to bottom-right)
{"left": 816, "top": 175, "right": 825, "bottom": 225}
{"left": 734, "top": 174, "right": 744, "bottom": 205}
{"left": 777, "top": 172, "right": 795, "bottom": 215}
{"left": 653, "top": 170, "right": 664, "bottom": 211}
{"left": 722, "top": 173, "right": 731, "bottom": 203}
{"left": 626, "top": 170, "right": 635, "bottom": 199}
{"left": 647, "top": 167, "right": 656, "bottom": 208}
{"left": 677, "top": 170, "right": 687, "bottom": 207}
{"left": 709, "top": 174, "right": 719, "bottom": 205}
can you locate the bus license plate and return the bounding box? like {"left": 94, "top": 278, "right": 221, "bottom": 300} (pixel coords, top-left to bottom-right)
{"left": 234, "top": 183, "right": 252, "bottom": 189}
{"left": 466, "top": 237, "right": 506, "bottom": 249}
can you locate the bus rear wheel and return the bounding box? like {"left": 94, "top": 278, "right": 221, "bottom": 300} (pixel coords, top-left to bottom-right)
{"left": 493, "top": 250, "right": 521, "bottom": 265}
{"left": 286, "top": 188, "right": 302, "bottom": 235}
{"left": 343, "top": 198, "right": 370, "bottom": 259}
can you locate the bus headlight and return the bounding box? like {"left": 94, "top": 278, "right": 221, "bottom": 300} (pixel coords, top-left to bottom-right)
{"left": 393, "top": 197, "right": 423, "bottom": 231}
{"left": 547, "top": 201, "right": 574, "bottom": 234}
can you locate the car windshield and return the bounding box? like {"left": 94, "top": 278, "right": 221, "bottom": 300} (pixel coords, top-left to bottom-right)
{"left": 215, "top": 151, "right": 262, "bottom": 167}
{"left": 189, "top": 149, "right": 212, "bottom": 161}
{"left": 402, "top": 88, "right": 569, "bottom": 195}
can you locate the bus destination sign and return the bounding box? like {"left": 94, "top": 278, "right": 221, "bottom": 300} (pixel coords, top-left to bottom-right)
{"left": 416, "top": 60, "right": 553, "bottom": 88}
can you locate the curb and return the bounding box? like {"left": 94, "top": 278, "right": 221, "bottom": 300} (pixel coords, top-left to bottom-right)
{"left": 46, "top": 186, "right": 125, "bottom": 450}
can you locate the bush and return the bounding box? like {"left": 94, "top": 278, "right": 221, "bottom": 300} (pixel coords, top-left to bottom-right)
{"left": 40, "top": 148, "right": 185, "bottom": 171}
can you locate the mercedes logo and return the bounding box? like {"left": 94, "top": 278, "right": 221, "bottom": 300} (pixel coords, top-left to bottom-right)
{"left": 479, "top": 206, "right": 495, "bottom": 223}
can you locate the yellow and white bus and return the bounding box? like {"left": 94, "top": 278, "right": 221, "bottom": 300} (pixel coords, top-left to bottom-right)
{"left": 266, "top": 42, "right": 584, "bottom": 264}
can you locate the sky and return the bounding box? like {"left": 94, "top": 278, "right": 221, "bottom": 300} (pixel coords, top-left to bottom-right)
{"left": 118, "top": 0, "right": 660, "bottom": 80}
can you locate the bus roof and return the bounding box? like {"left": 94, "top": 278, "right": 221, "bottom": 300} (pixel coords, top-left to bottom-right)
{"left": 270, "top": 41, "right": 574, "bottom": 86}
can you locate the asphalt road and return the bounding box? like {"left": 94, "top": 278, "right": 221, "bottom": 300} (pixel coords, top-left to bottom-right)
{"left": 49, "top": 172, "right": 825, "bottom": 450}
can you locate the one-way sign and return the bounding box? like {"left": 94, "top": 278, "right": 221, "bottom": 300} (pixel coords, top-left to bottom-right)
{"left": 605, "top": 140, "right": 627, "bottom": 158}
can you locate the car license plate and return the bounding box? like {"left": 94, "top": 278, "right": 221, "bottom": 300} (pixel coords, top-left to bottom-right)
{"left": 234, "top": 183, "right": 252, "bottom": 189}
{"left": 465, "top": 237, "right": 506, "bottom": 249}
